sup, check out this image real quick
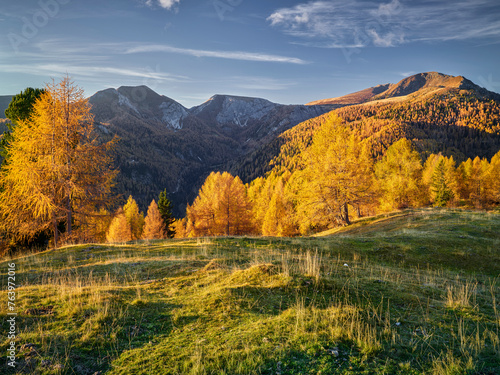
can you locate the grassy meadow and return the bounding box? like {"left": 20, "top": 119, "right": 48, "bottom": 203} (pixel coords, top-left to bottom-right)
{"left": 1, "top": 209, "right": 499, "bottom": 374}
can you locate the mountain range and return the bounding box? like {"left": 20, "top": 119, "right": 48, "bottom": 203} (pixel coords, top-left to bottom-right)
{"left": 1, "top": 72, "right": 500, "bottom": 215}
{"left": 88, "top": 86, "right": 335, "bottom": 215}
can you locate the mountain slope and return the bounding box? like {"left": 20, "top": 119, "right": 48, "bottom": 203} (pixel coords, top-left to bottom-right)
{"left": 89, "top": 87, "right": 334, "bottom": 214}
{"left": 231, "top": 72, "right": 500, "bottom": 182}
{"left": 307, "top": 84, "right": 391, "bottom": 106}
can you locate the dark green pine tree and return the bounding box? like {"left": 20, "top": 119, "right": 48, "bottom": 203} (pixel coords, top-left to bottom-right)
{"left": 431, "top": 159, "right": 454, "bottom": 207}
{"left": 1, "top": 88, "right": 45, "bottom": 165}
{"left": 158, "top": 189, "right": 175, "bottom": 238}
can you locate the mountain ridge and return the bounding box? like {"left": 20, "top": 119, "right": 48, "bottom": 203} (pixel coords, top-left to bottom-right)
{"left": 307, "top": 72, "right": 500, "bottom": 106}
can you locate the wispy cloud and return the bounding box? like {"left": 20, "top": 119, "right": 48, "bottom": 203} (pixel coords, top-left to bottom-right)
{"left": 8, "top": 39, "right": 308, "bottom": 70}
{"left": 125, "top": 44, "right": 309, "bottom": 64}
{"left": 268, "top": 0, "right": 500, "bottom": 48}
{"left": 0, "top": 63, "right": 188, "bottom": 82}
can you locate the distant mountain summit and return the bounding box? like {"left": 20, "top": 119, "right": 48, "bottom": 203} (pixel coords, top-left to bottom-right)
{"left": 308, "top": 72, "right": 500, "bottom": 106}
{"left": 89, "top": 86, "right": 188, "bottom": 130}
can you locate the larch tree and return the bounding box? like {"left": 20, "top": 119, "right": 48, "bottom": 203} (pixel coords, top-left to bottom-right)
{"left": 457, "top": 156, "right": 489, "bottom": 208}
{"left": 297, "top": 114, "right": 374, "bottom": 229}
{"left": 143, "top": 199, "right": 166, "bottom": 240}
{"left": 122, "top": 196, "right": 145, "bottom": 240}
{"left": 186, "top": 171, "right": 252, "bottom": 236}
{"left": 261, "top": 178, "right": 286, "bottom": 236}
{"left": 375, "top": 138, "right": 425, "bottom": 210}
{"left": 0, "top": 77, "right": 116, "bottom": 246}
{"left": 106, "top": 208, "right": 132, "bottom": 243}
{"left": 485, "top": 151, "right": 500, "bottom": 205}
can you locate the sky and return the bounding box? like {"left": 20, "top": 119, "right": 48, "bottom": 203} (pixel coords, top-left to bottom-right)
{"left": 1, "top": 0, "right": 500, "bottom": 108}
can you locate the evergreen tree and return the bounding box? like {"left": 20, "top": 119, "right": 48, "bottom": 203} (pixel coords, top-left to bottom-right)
{"left": 1, "top": 88, "right": 45, "bottom": 166}
{"left": 143, "top": 199, "right": 166, "bottom": 240}
{"left": 158, "top": 189, "right": 175, "bottom": 238}
{"left": 431, "top": 159, "right": 454, "bottom": 207}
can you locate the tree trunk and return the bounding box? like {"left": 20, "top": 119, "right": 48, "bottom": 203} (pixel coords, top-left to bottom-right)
{"left": 67, "top": 195, "right": 72, "bottom": 235}
{"left": 53, "top": 213, "right": 58, "bottom": 248}
{"left": 341, "top": 203, "right": 350, "bottom": 225}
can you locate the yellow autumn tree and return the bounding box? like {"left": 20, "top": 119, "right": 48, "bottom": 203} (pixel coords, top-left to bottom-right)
{"left": 123, "top": 196, "right": 145, "bottom": 240}
{"left": 375, "top": 138, "right": 426, "bottom": 211}
{"left": 106, "top": 208, "right": 132, "bottom": 243}
{"left": 186, "top": 171, "right": 252, "bottom": 236}
{"left": 296, "top": 114, "right": 374, "bottom": 231}
{"left": 484, "top": 151, "right": 500, "bottom": 205}
{"left": 457, "top": 156, "right": 489, "bottom": 208}
{"left": 0, "top": 77, "right": 116, "bottom": 246}
{"left": 143, "top": 199, "right": 166, "bottom": 240}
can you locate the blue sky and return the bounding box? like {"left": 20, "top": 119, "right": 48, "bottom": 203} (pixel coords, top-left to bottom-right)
{"left": 1, "top": 0, "right": 500, "bottom": 107}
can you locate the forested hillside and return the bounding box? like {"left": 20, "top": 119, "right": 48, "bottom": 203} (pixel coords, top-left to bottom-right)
{"left": 231, "top": 83, "right": 500, "bottom": 183}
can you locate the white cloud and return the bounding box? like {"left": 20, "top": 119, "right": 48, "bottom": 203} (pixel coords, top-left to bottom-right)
{"left": 158, "top": 0, "right": 180, "bottom": 10}
{"left": 125, "top": 44, "right": 309, "bottom": 64}
{"left": 268, "top": 0, "right": 500, "bottom": 48}
{"left": 146, "top": 0, "right": 181, "bottom": 10}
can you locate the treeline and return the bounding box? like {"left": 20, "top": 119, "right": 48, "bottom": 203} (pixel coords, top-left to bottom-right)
{"left": 180, "top": 115, "right": 500, "bottom": 237}
{"left": 105, "top": 192, "right": 175, "bottom": 243}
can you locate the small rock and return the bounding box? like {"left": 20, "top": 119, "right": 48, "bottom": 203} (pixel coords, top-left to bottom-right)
{"left": 343, "top": 263, "right": 349, "bottom": 267}
{"left": 327, "top": 347, "right": 339, "bottom": 357}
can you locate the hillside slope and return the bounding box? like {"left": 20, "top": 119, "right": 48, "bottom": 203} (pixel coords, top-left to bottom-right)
{"left": 1, "top": 209, "right": 498, "bottom": 374}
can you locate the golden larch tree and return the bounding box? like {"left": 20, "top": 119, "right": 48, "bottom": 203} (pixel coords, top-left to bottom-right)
{"left": 143, "top": 199, "right": 166, "bottom": 240}
{"left": 123, "top": 196, "right": 145, "bottom": 240}
{"left": 375, "top": 138, "right": 426, "bottom": 211}
{"left": 186, "top": 172, "right": 252, "bottom": 236}
{"left": 0, "top": 77, "right": 116, "bottom": 246}
{"left": 106, "top": 209, "right": 132, "bottom": 243}
{"left": 296, "top": 114, "right": 374, "bottom": 230}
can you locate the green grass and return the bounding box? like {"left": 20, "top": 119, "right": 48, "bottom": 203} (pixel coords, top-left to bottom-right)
{"left": 1, "top": 209, "right": 499, "bottom": 374}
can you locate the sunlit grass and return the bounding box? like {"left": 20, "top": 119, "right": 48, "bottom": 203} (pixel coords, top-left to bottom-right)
{"left": 0, "top": 209, "right": 499, "bottom": 374}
